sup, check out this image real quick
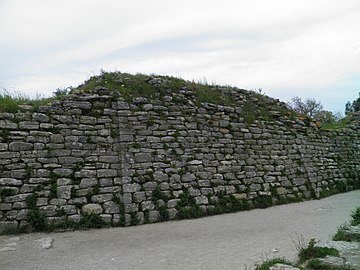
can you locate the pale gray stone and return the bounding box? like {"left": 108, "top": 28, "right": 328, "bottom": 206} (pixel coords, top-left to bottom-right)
{"left": 79, "top": 178, "right": 98, "bottom": 189}
{"left": 103, "top": 201, "right": 119, "bottom": 214}
{"left": 0, "top": 178, "right": 22, "bottom": 186}
{"left": 81, "top": 204, "right": 103, "bottom": 215}
{"left": 195, "top": 195, "right": 208, "bottom": 205}
{"left": 182, "top": 173, "right": 196, "bottom": 182}
{"left": 269, "top": 263, "right": 300, "bottom": 270}
{"left": 318, "top": 256, "right": 345, "bottom": 267}
{"left": 57, "top": 186, "right": 72, "bottom": 199}
{"left": 9, "top": 142, "right": 33, "bottom": 151}
{"left": 97, "top": 169, "right": 118, "bottom": 178}
{"left": 91, "top": 194, "right": 113, "bottom": 203}
{"left": 35, "top": 237, "right": 54, "bottom": 249}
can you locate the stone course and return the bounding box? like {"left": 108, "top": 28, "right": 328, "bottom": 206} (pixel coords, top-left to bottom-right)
{"left": 0, "top": 77, "right": 360, "bottom": 232}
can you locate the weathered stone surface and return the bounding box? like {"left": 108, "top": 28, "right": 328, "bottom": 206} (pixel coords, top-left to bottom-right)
{"left": 35, "top": 237, "right": 54, "bottom": 249}
{"left": 317, "top": 255, "right": 345, "bottom": 267}
{"left": 0, "top": 178, "right": 22, "bottom": 186}
{"left": 134, "top": 153, "right": 152, "bottom": 163}
{"left": 103, "top": 201, "right": 120, "bottom": 214}
{"left": 81, "top": 204, "right": 103, "bottom": 215}
{"left": 269, "top": 264, "right": 300, "bottom": 270}
{"left": 57, "top": 186, "right": 72, "bottom": 199}
{"left": 79, "top": 178, "right": 98, "bottom": 189}
{"left": 195, "top": 196, "right": 208, "bottom": 205}
{"left": 182, "top": 173, "right": 196, "bottom": 182}
{"left": 97, "top": 169, "right": 118, "bottom": 178}
{"left": 91, "top": 194, "right": 112, "bottom": 203}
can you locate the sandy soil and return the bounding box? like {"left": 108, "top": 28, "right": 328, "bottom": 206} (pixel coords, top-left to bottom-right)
{"left": 1, "top": 190, "right": 359, "bottom": 270}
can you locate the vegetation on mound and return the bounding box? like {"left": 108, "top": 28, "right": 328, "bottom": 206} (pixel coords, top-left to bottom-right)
{"left": 77, "top": 70, "right": 242, "bottom": 107}
{"left": 1, "top": 70, "right": 359, "bottom": 130}
{"left": 0, "top": 71, "right": 288, "bottom": 119}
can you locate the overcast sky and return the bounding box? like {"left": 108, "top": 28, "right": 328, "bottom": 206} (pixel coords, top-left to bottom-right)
{"left": 1, "top": 0, "right": 360, "bottom": 114}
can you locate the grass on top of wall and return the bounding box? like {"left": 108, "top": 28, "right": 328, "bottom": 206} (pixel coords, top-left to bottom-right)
{"left": 0, "top": 90, "right": 55, "bottom": 113}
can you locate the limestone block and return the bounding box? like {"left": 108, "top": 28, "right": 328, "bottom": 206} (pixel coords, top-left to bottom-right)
{"left": 103, "top": 201, "right": 119, "bottom": 214}
{"left": 182, "top": 173, "right": 196, "bottom": 182}
{"left": 91, "top": 194, "right": 112, "bottom": 203}
{"left": 97, "top": 169, "right": 118, "bottom": 178}
{"left": 195, "top": 195, "right": 208, "bottom": 205}
{"left": 81, "top": 204, "right": 103, "bottom": 215}
{"left": 0, "top": 178, "right": 23, "bottom": 186}
{"left": 57, "top": 186, "right": 72, "bottom": 199}
{"left": 9, "top": 142, "right": 33, "bottom": 151}
{"left": 269, "top": 264, "right": 300, "bottom": 270}
{"left": 79, "top": 178, "right": 98, "bottom": 189}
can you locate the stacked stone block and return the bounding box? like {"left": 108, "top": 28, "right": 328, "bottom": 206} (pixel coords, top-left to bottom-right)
{"left": 0, "top": 85, "right": 359, "bottom": 232}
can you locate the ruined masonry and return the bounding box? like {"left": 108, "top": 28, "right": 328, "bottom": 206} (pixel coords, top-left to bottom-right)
{"left": 0, "top": 74, "right": 359, "bottom": 232}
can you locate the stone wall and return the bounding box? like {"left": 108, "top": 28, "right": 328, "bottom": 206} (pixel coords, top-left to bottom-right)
{"left": 0, "top": 82, "right": 359, "bottom": 233}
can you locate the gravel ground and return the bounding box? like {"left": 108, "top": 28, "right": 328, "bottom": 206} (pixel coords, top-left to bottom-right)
{"left": 1, "top": 190, "right": 359, "bottom": 270}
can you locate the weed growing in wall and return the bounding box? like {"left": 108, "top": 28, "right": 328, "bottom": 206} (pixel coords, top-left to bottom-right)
{"left": 0, "top": 188, "right": 16, "bottom": 200}
{"left": 25, "top": 193, "right": 46, "bottom": 231}
{"left": 0, "top": 129, "right": 10, "bottom": 143}
{"left": 152, "top": 185, "right": 170, "bottom": 221}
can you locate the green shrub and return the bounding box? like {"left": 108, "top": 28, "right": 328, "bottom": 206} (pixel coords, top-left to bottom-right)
{"left": 298, "top": 238, "right": 339, "bottom": 263}
{"left": 177, "top": 205, "right": 205, "bottom": 219}
{"left": 351, "top": 207, "right": 360, "bottom": 226}
{"left": 0, "top": 188, "right": 16, "bottom": 199}
{"left": 255, "top": 258, "right": 295, "bottom": 270}
{"left": 80, "top": 213, "right": 107, "bottom": 229}
{"left": 25, "top": 194, "right": 46, "bottom": 231}
{"left": 158, "top": 205, "right": 170, "bottom": 221}
{"left": 152, "top": 185, "right": 169, "bottom": 202}
{"left": 253, "top": 195, "right": 273, "bottom": 209}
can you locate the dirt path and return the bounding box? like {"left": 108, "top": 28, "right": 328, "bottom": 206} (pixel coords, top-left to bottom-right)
{"left": 1, "top": 190, "right": 359, "bottom": 270}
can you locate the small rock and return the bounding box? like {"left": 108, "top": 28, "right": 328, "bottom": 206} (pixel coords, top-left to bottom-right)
{"left": 36, "top": 237, "right": 54, "bottom": 249}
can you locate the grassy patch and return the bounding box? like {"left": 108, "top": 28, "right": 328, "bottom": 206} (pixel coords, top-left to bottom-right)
{"left": 0, "top": 91, "right": 54, "bottom": 113}
{"left": 320, "top": 116, "right": 351, "bottom": 130}
{"left": 298, "top": 238, "right": 339, "bottom": 263}
{"left": 193, "top": 84, "right": 236, "bottom": 107}
{"left": 77, "top": 71, "right": 187, "bottom": 102}
{"left": 255, "top": 258, "right": 296, "bottom": 270}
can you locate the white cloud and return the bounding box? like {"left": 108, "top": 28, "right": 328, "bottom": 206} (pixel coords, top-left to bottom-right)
{"left": 1, "top": 0, "right": 360, "bottom": 112}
